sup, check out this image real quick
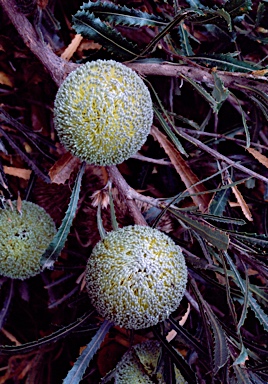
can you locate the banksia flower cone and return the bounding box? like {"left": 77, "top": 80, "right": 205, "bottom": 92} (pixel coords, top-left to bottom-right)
{"left": 86, "top": 225, "right": 187, "bottom": 329}
{"left": 115, "top": 340, "right": 187, "bottom": 383}
{"left": 54, "top": 60, "right": 153, "bottom": 165}
{"left": 0, "top": 201, "right": 56, "bottom": 280}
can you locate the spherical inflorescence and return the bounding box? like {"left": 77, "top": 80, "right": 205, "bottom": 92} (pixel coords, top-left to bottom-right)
{"left": 54, "top": 60, "right": 153, "bottom": 165}
{"left": 86, "top": 225, "right": 187, "bottom": 329}
{"left": 0, "top": 201, "right": 56, "bottom": 280}
{"left": 115, "top": 340, "right": 187, "bottom": 383}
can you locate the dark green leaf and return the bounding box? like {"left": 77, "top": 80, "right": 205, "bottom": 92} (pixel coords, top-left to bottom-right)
{"left": 170, "top": 209, "right": 230, "bottom": 250}
{"left": 153, "top": 327, "right": 197, "bottom": 383}
{"left": 190, "top": 279, "right": 229, "bottom": 373}
{"left": 180, "top": 73, "right": 219, "bottom": 113}
{"left": 223, "top": 251, "right": 268, "bottom": 331}
{"left": 224, "top": 0, "right": 253, "bottom": 18}
{"left": 72, "top": 11, "right": 138, "bottom": 59}
{"left": 190, "top": 53, "right": 262, "bottom": 72}
{"left": 63, "top": 320, "right": 113, "bottom": 384}
{"left": 41, "top": 162, "right": 86, "bottom": 270}
{"left": 0, "top": 311, "right": 94, "bottom": 355}
{"left": 209, "top": 187, "right": 231, "bottom": 216}
{"left": 212, "top": 71, "right": 230, "bottom": 112}
{"left": 79, "top": 1, "right": 167, "bottom": 27}
{"left": 178, "top": 23, "right": 194, "bottom": 56}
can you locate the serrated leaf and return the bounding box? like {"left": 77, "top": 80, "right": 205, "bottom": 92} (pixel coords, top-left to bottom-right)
{"left": 225, "top": 0, "right": 253, "bottom": 17}
{"left": 215, "top": 8, "right": 232, "bottom": 31}
{"left": 230, "top": 231, "right": 268, "bottom": 249}
{"left": 171, "top": 209, "right": 229, "bottom": 250}
{"left": 190, "top": 279, "right": 229, "bottom": 373}
{"left": 80, "top": 1, "right": 167, "bottom": 27}
{"left": 190, "top": 53, "right": 262, "bottom": 72}
{"left": 63, "top": 320, "right": 113, "bottom": 384}
{"left": 153, "top": 327, "right": 197, "bottom": 383}
{"left": 40, "top": 162, "right": 86, "bottom": 270}
{"left": 0, "top": 311, "right": 94, "bottom": 355}
{"left": 180, "top": 73, "right": 219, "bottom": 113}
{"left": 224, "top": 251, "right": 268, "bottom": 331}
{"left": 139, "top": 8, "right": 204, "bottom": 57}
{"left": 72, "top": 11, "right": 138, "bottom": 59}
{"left": 233, "top": 364, "right": 253, "bottom": 383}
{"left": 209, "top": 187, "right": 231, "bottom": 216}
{"left": 212, "top": 71, "right": 230, "bottom": 112}
{"left": 178, "top": 23, "right": 194, "bottom": 56}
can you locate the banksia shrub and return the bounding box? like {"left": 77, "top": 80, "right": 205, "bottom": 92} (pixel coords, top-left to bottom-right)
{"left": 114, "top": 340, "right": 187, "bottom": 383}
{"left": 0, "top": 201, "right": 56, "bottom": 280}
{"left": 86, "top": 225, "right": 187, "bottom": 329}
{"left": 54, "top": 60, "right": 153, "bottom": 165}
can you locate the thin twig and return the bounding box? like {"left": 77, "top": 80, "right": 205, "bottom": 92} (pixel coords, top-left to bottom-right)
{"left": 106, "top": 166, "right": 148, "bottom": 226}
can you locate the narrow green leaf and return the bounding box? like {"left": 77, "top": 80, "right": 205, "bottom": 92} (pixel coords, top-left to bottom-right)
{"left": 63, "top": 320, "right": 113, "bottom": 384}
{"left": 230, "top": 93, "right": 251, "bottom": 147}
{"left": 224, "top": 0, "right": 253, "bottom": 17}
{"left": 215, "top": 8, "right": 232, "bottom": 31}
{"left": 153, "top": 107, "right": 188, "bottom": 155}
{"left": 80, "top": 1, "right": 167, "bottom": 27}
{"left": 108, "top": 181, "right": 118, "bottom": 231}
{"left": 40, "top": 162, "right": 86, "bottom": 270}
{"left": 233, "top": 343, "right": 249, "bottom": 366}
{"left": 138, "top": 8, "right": 204, "bottom": 57}
{"left": 168, "top": 316, "right": 209, "bottom": 360}
{"left": 233, "top": 364, "right": 252, "bottom": 384}
{"left": 0, "top": 311, "right": 94, "bottom": 355}
{"left": 72, "top": 11, "right": 138, "bottom": 59}
{"left": 178, "top": 23, "right": 194, "bottom": 56}
{"left": 180, "top": 73, "right": 219, "bottom": 113}
{"left": 230, "top": 231, "right": 268, "bottom": 250}
{"left": 171, "top": 209, "right": 229, "bottom": 250}
{"left": 212, "top": 71, "right": 230, "bottom": 112}
{"left": 190, "top": 279, "right": 229, "bottom": 373}
{"left": 153, "top": 327, "right": 197, "bottom": 383}
{"left": 190, "top": 53, "right": 262, "bottom": 72}
{"left": 209, "top": 187, "right": 231, "bottom": 216}
{"left": 223, "top": 251, "right": 268, "bottom": 331}
{"left": 97, "top": 203, "right": 107, "bottom": 240}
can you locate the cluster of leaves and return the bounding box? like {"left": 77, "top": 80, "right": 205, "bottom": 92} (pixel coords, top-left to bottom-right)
{"left": 0, "top": 0, "right": 268, "bottom": 383}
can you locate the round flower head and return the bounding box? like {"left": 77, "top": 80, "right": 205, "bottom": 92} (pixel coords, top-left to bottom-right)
{"left": 54, "top": 60, "right": 153, "bottom": 165}
{"left": 0, "top": 201, "right": 56, "bottom": 280}
{"left": 115, "top": 340, "right": 187, "bottom": 383}
{"left": 86, "top": 225, "right": 187, "bottom": 329}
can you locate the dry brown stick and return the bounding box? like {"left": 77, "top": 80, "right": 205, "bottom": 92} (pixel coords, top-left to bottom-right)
{"left": 128, "top": 63, "right": 268, "bottom": 93}
{"left": 106, "top": 166, "right": 148, "bottom": 226}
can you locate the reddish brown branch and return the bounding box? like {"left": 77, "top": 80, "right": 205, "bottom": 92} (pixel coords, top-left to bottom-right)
{"left": 0, "top": 0, "right": 77, "bottom": 86}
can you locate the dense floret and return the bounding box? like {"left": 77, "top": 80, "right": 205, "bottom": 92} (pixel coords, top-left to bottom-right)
{"left": 86, "top": 225, "right": 187, "bottom": 329}
{"left": 54, "top": 60, "right": 153, "bottom": 165}
{"left": 115, "top": 340, "right": 187, "bottom": 383}
{"left": 0, "top": 201, "right": 56, "bottom": 280}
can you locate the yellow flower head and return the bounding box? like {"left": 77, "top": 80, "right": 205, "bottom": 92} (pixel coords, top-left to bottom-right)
{"left": 0, "top": 202, "right": 56, "bottom": 280}
{"left": 115, "top": 340, "right": 187, "bottom": 383}
{"left": 54, "top": 60, "right": 153, "bottom": 165}
{"left": 86, "top": 225, "right": 187, "bottom": 329}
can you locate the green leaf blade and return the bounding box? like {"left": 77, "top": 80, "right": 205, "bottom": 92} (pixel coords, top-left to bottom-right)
{"left": 40, "top": 162, "right": 86, "bottom": 270}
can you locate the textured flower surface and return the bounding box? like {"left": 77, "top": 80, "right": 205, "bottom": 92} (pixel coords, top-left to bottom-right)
{"left": 0, "top": 201, "right": 56, "bottom": 280}
{"left": 54, "top": 60, "right": 153, "bottom": 165}
{"left": 115, "top": 340, "right": 187, "bottom": 383}
{"left": 86, "top": 225, "right": 187, "bottom": 329}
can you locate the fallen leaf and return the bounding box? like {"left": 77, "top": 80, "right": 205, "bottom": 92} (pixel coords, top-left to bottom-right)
{"left": 228, "top": 177, "right": 253, "bottom": 221}
{"left": 151, "top": 125, "right": 210, "bottom": 212}
{"left": 246, "top": 147, "right": 268, "bottom": 169}
{"left": 3, "top": 166, "right": 31, "bottom": 179}
{"left": 49, "top": 152, "right": 80, "bottom": 184}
